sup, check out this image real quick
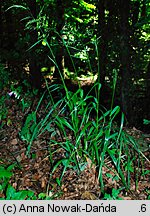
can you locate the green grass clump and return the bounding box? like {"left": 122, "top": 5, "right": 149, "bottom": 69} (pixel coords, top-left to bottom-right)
{"left": 20, "top": 82, "right": 148, "bottom": 194}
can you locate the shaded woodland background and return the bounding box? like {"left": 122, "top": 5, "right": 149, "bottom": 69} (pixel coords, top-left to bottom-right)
{"left": 0, "top": 0, "right": 150, "bottom": 200}
{"left": 0, "top": 0, "right": 150, "bottom": 129}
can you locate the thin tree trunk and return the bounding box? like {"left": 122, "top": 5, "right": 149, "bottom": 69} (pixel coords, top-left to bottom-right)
{"left": 5, "top": 1, "right": 14, "bottom": 67}
{"left": 27, "top": 0, "right": 42, "bottom": 89}
{"left": 5, "top": 12, "right": 13, "bottom": 49}
{"left": 146, "top": 62, "right": 150, "bottom": 117}
{"left": 97, "top": 0, "right": 107, "bottom": 87}
{"left": 0, "top": 0, "right": 2, "bottom": 50}
{"left": 53, "top": 0, "right": 65, "bottom": 79}
{"left": 119, "top": 0, "right": 132, "bottom": 123}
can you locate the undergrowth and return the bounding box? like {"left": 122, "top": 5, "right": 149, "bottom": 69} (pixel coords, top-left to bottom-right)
{"left": 0, "top": 5, "right": 149, "bottom": 200}
{"left": 0, "top": 82, "right": 149, "bottom": 199}
{"left": 19, "top": 82, "right": 149, "bottom": 197}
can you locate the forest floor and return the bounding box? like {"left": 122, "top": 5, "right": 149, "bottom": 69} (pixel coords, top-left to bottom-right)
{"left": 0, "top": 81, "right": 150, "bottom": 200}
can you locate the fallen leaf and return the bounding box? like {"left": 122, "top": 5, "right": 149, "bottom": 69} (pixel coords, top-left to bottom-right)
{"left": 81, "top": 191, "right": 98, "bottom": 200}
{"left": 121, "top": 196, "right": 132, "bottom": 200}
{"left": 41, "top": 178, "right": 46, "bottom": 188}
{"left": 11, "top": 139, "right": 18, "bottom": 145}
{"left": 16, "top": 155, "right": 22, "bottom": 162}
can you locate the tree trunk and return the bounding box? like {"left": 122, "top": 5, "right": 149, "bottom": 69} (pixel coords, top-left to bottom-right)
{"left": 27, "top": 0, "right": 42, "bottom": 89}
{"left": 119, "top": 0, "right": 132, "bottom": 123}
{"left": 0, "top": 0, "right": 2, "bottom": 49}
{"left": 4, "top": 1, "right": 14, "bottom": 67}
{"left": 97, "top": 0, "right": 107, "bottom": 87}
{"left": 0, "top": 0, "right": 3, "bottom": 61}
{"left": 146, "top": 62, "right": 150, "bottom": 118}
{"left": 53, "top": 0, "right": 65, "bottom": 79}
